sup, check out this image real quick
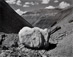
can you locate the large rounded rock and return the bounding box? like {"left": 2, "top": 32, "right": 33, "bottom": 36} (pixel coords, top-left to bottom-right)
{"left": 18, "top": 27, "right": 46, "bottom": 49}
{"left": 18, "top": 27, "right": 33, "bottom": 44}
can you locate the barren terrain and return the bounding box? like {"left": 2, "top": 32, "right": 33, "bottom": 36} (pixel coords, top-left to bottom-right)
{"left": 0, "top": 7, "right": 73, "bottom": 57}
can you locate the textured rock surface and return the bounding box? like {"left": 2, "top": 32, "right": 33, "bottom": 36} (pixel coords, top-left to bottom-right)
{"left": 0, "top": 33, "right": 19, "bottom": 48}
{"left": 18, "top": 27, "right": 48, "bottom": 49}
{"left": 0, "top": 22, "right": 73, "bottom": 57}
{"left": 49, "top": 22, "right": 73, "bottom": 44}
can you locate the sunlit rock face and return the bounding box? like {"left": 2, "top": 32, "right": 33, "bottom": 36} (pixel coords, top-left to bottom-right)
{"left": 18, "top": 27, "right": 49, "bottom": 49}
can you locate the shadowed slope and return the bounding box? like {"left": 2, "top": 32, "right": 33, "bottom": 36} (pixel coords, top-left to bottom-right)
{"left": 34, "top": 7, "right": 73, "bottom": 29}
{"left": 0, "top": 0, "right": 33, "bottom": 33}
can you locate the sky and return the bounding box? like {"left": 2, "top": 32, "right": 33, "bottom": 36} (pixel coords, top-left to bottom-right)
{"left": 5, "top": 0, "right": 72, "bottom": 15}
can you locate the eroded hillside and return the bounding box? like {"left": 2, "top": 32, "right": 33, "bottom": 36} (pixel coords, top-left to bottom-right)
{"left": 0, "top": 6, "right": 73, "bottom": 57}
{"left": 0, "top": 0, "right": 73, "bottom": 57}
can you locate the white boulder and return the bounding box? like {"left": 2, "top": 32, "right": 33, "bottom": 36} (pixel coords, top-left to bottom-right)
{"left": 18, "top": 27, "right": 49, "bottom": 48}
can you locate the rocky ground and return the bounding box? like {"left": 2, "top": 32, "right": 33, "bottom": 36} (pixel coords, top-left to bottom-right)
{"left": 0, "top": 0, "right": 73, "bottom": 57}
{"left": 0, "top": 21, "right": 73, "bottom": 57}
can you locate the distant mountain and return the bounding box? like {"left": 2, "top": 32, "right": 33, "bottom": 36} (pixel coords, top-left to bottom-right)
{"left": 22, "top": 6, "right": 73, "bottom": 29}
{"left": 34, "top": 7, "right": 73, "bottom": 29}
{"left": 22, "top": 8, "right": 62, "bottom": 26}
{"left": 23, "top": 8, "right": 62, "bottom": 15}
{"left": 54, "top": 6, "right": 73, "bottom": 27}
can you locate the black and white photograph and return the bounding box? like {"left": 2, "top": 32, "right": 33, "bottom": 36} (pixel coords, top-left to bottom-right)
{"left": 0, "top": 0, "right": 73, "bottom": 57}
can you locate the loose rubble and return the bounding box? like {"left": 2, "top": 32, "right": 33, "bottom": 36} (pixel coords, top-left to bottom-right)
{"left": 0, "top": 22, "right": 73, "bottom": 57}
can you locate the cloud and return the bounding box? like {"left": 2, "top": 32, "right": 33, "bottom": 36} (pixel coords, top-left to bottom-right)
{"left": 30, "top": 2, "right": 35, "bottom": 5}
{"left": 25, "top": 2, "right": 30, "bottom": 5}
{"left": 23, "top": 4, "right": 30, "bottom": 7}
{"left": 41, "top": 0, "right": 50, "bottom": 4}
{"left": 25, "top": 2, "right": 34, "bottom": 5}
{"left": 45, "top": 6, "right": 55, "bottom": 9}
{"left": 6, "top": 0, "right": 22, "bottom": 6}
{"left": 6, "top": 0, "right": 16, "bottom": 4}
{"left": 25, "top": 2, "right": 39, "bottom": 5}
{"left": 59, "top": 1, "right": 70, "bottom": 9}
{"left": 16, "top": 0, "right": 22, "bottom": 6}
{"left": 15, "top": 9, "right": 27, "bottom": 15}
{"left": 54, "top": 0, "right": 58, "bottom": 3}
